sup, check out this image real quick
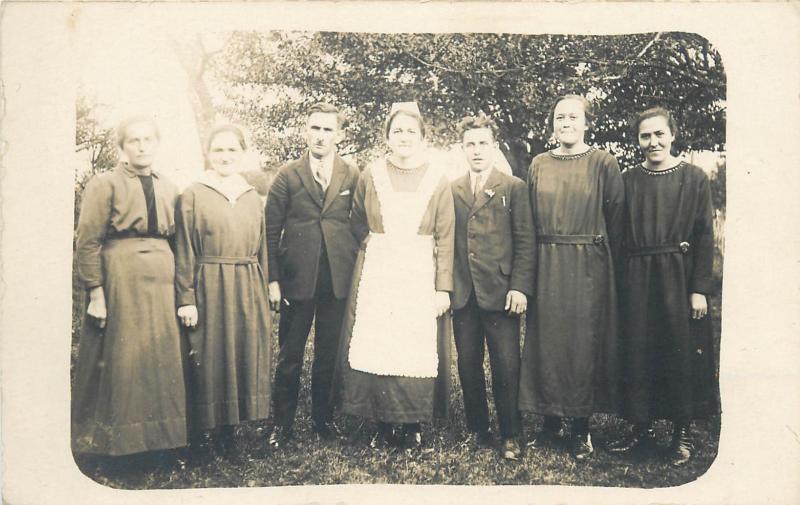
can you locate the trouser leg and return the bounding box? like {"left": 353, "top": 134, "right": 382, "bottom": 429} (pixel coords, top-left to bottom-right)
{"left": 453, "top": 294, "right": 490, "bottom": 434}
{"left": 310, "top": 247, "right": 345, "bottom": 423}
{"left": 312, "top": 293, "right": 345, "bottom": 423}
{"left": 272, "top": 298, "right": 316, "bottom": 427}
{"left": 483, "top": 310, "right": 522, "bottom": 438}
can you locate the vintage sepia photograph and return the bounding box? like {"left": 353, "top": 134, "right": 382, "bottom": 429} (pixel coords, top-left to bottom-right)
{"left": 2, "top": 3, "right": 799, "bottom": 505}
{"left": 70, "top": 26, "right": 724, "bottom": 489}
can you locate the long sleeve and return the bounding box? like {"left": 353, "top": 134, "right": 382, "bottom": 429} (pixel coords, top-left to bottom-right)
{"left": 509, "top": 178, "right": 536, "bottom": 296}
{"left": 75, "top": 175, "right": 112, "bottom": 289}
{"left": 257, "top": 206, "right": 270, "bottom": 287}
{"left": 527, "top": 159, "right": 539, "bottom": 234}
{"left": 690, "top": 172, "right": 715, "bottom": 295}
{"left": 433, "top": 177, "right": 455, "bottom": 292}
{"left": 349, "top": 171, "right": 371, "bottom": 244}
{"left": 265, "top": 167, "right": 290, "bottom": 283}
{"left": 174, "top": 188, "right": 197, "bottom": 307}
{"left": 601, "top": 154, "right": 626, "bottom": 265}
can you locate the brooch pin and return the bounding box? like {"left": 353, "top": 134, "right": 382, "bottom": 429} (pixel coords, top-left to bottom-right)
{"left": 485, "top": 189, "right": 495, "bottom": 198}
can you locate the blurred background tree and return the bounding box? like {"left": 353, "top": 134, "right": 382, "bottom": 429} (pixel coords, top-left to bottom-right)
{"left": 210, "top": 31, "right": 725, "bottom": 178}
{"left": 75, "top": 94, "right": 118, "bottom": 227}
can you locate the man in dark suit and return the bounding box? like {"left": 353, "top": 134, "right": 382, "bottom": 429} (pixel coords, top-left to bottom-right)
{"left": 266, "top": 103, "right": 360, "bottom": 447}
{"left": 450, "top": 115, "right": 536, "bottom": 461}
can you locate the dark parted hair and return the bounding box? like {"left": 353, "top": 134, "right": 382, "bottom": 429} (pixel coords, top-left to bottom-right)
{"left": 205, "top": 124, "right": 248, "bottom": 152}
{"left": 383, "top": 109, "right": 427, "bottom": 140}
{"left": 547, "top": 94, "right": 595, "bottom": 133}
{"left": 457, "top": 114, "right": 499, "bottom": 143}
{"left": 116, "top": 115, "right": 161, "bottom": 148}
{"left": 307, "top": 102, "right": 348, "bottom": 129}
{"left": 630, "top": 107, "right": 680, "bottom": 143}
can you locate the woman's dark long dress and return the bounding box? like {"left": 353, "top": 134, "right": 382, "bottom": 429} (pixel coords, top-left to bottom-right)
{"left": 175, "top": 179, "right": 272, "bottom": 433}
{"left": 333, "top": 159, "right": 455, "bottom": 423}
{"left": 72, "top": 163, "right": 187, "bottom": 456}
{"left": 518, "top": 148, "right": 625, "bottom": 418}
{"left": 620, "top": 162, "right": 718, "bottom": 424}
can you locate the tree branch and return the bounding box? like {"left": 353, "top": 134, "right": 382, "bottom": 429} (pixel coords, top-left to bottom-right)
{"left": 635, "top": 32, "right": 663, "bottom": 59}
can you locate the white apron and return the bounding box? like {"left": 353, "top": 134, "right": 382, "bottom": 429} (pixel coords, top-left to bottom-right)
{"left": 348, "top": 159, "right": 442, "bottom": 378}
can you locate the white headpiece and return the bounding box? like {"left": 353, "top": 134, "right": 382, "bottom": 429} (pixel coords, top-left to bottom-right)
{"left": 390, "top": 101, "right": 422, "bottom": 116}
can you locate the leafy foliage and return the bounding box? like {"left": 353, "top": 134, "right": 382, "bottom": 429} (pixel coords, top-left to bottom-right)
{"left": 75, "top": 95, "right": 118, "bottom": 225}
{"left": 211, "top": 31, "right": 725, "bottom": 177}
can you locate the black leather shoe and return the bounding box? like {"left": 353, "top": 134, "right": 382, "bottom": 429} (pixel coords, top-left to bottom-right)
{"left": 268, "top": 425, "right": 294, "bottom": 449}
{"left": 500, "top": 438, "right": 522, "bottom": 461}
{"left": 369, "top": 422, "right": 397, "bottom": 450}
{"left": 312, "top": 420, "right": 342, "bottom": 440}
{"left": 215, "top": 425, "right": 236, "bottom": 453}
{"left": 607, "top": 424, "right": 656, "bottom": 453}
{"left": 189, "top": 432, "right": 216, "bottom": 463}
{"left": 571, "top": 432, "right": 594, "bottom": 461}
{"left": 400, "top": 423, "right": 428, "bottom": 452}
{"left": 527, "top": 424, "right": 567, "bottom": 448}
{"left": 404, "top": 429, "right": 423, "bottom": 451}
{"left": 670, "top": 425, "right": 693, "bottom": 466}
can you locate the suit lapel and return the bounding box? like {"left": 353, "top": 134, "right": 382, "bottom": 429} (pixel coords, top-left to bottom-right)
{"left": 297, "top": 153, "right": 323, "bottom": 208}
{"left": 322, "top": 155, "right": 347, "bottom": 213}
{"left": 453, "top": 173, "right": 474, "bottom": 209}
{"left": 468, "top": 168, "right": 501, "bottom": 217}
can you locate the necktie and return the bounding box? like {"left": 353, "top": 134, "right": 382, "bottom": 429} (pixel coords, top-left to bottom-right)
{"left": 473, "top": 173, "right": 482, "bottom": 199}
{"left": 314, "top": 161, "right": 328, "bottom": 190}
{"left": 317, "top": 170, "right": 327, "bottom": 190}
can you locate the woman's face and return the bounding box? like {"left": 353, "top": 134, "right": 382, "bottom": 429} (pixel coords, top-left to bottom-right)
{"left": 387, "top": 113, "right": 424, "bottom": 160}
{"left": 207, "top": 131, "right": 244, "bottom": 177}
{"left": 121, "top": 121, "right": 159, "bottom": 169}
{"left": 638, "top": 115, "right": 675, "bottom": 166}
{"left": 552, "top": 98, "right": 588, "bottom": 147}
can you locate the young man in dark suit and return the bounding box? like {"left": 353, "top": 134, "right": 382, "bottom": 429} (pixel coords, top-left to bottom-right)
{"left": 266, "top": 103, "right": 360, "bottom": 447}
{"left": 450, "top": 115, "right": 536, "bottom": 461}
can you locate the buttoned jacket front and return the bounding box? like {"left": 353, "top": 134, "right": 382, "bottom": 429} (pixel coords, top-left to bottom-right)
{"left": 450, "top": 167, "right": 536, "bottom": 311}
{"left": 266, "top": 152, "right": 360, "bottom": 300}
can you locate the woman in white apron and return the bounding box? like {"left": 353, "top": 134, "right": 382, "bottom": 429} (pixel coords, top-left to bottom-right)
{"left": 335, "top": 102, "right": 454, "bottom": 450}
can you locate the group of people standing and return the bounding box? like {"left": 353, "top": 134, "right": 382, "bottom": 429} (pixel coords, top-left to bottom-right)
{"left": 72, "top": 94, "right": 717, "bottom": 475}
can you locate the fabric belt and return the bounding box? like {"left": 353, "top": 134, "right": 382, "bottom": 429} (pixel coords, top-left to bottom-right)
{"left": 538, "top": 234, "right": 606, "bottom": 245}
{"left": 107, "top": 231, "right": 164, "bottom": 240}
{"left": 198, "top": 255, "right": 258, "bottom": 265}
{"left": 628, "top": 242, "right": 691, "bottom": 257}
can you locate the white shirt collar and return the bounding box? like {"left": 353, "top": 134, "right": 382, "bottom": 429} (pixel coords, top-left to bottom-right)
{"left": 469, "top": 166, "right": 494, "bottom": 192}
{"left": 197, "top": 171, "right": 253, "bottom": 205}
{"left": 310, "top": 153, "right": 335, "bottom": 180}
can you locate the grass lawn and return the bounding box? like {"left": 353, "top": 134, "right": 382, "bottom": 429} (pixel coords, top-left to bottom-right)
{"left": 71, "top": 294, "right": 721, "bottom": 490}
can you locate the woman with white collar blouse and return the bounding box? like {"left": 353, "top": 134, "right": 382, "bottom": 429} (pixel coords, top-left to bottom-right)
{"left": 175, "top": 124, "right": 272, "bottom": 456}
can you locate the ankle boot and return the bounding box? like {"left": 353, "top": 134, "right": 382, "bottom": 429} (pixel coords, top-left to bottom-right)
{"left": 607, "top": 422, "right": 655, "bottom": 453}
{"left": 670, "top": 424, "right": 693, "bottom": 466}
{"left": 571, "top": 418, "right": 594, "bottom": 460}
{"left": 402, "top": 422, "right": 423, "bottom": 450}
{"left": 370, "top": 421, "right": 396, "bottom": 449}
{"left": 527, "top": 416, "right": 566, "bottom": 448}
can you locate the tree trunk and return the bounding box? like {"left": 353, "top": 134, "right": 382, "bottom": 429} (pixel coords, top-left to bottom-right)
{"left": 172, "top": 34, "right": 217, "bottom": 159}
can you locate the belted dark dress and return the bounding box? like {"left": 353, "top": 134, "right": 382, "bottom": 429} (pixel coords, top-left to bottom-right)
{"left": 175, "top": 178, "right": 272, "bottom": 432}
{"left": 519, "top": 148, "right": 625, "bottom": 418}
{"left": 619, "top": 162, "right": 718, "bottom": 424}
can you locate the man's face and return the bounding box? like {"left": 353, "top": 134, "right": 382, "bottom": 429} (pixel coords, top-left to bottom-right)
{"left": 305, "top": 112, "right": 343, "bottom": 159}
{"left": 462, "top": 127, "right": 497, "bottom": 173}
